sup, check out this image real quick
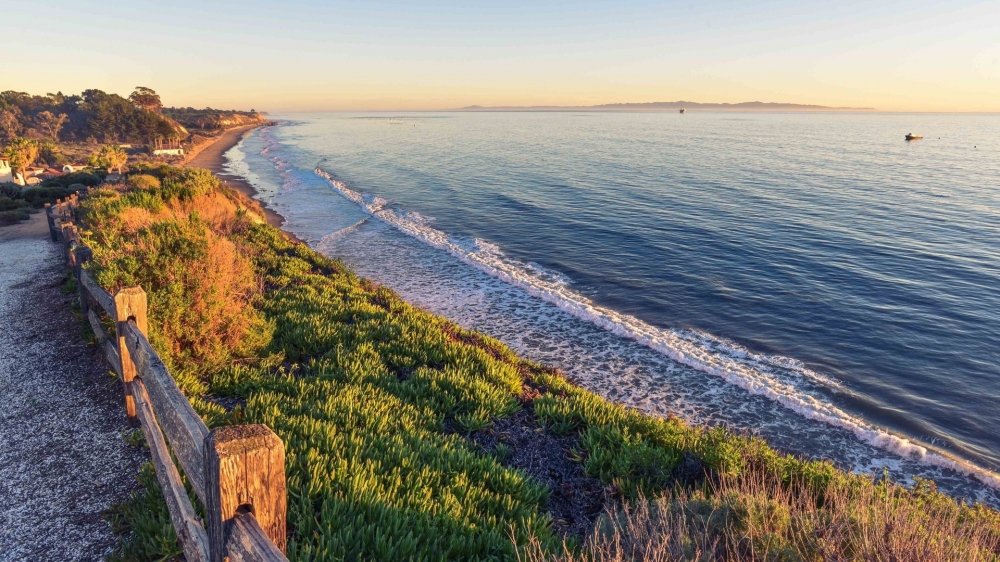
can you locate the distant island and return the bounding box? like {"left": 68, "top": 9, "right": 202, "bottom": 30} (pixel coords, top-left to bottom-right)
{"left": 455, "top": 100, "right": 875, "bottom": 112}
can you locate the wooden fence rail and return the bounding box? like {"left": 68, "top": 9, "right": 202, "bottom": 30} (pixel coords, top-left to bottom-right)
{"left": 47, "top": 196, "right": 288, "bottom": 562}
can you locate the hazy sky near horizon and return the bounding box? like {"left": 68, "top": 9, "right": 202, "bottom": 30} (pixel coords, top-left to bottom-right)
{"left": 3, "top": 1, "right": 999, "bottom": 112}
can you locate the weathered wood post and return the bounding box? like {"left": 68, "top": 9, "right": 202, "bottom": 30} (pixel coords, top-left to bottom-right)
{"left": 69, "top": 193, "right": 79, "bottom": 220}
{"left": 44, "top": 203, "right": 59, "bottom": 242}
{"left": 114, "top": 287, "right": 148, "bottom": 421}
{"left": 74, "top": 246, "right": 94, "bottom": 316}
{"left": 204, "top": 425, "right": 287, "bottom": 561}
{"left": 61, "top": 223, "right": 78, "bottom": 266}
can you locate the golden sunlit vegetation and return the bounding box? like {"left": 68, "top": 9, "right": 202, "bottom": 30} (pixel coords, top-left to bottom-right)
{"left": 79, "top": 166, "right": 1000, "bottom": 561}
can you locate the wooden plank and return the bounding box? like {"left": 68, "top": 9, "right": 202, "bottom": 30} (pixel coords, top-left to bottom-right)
{"left": 85, "top": 302, "right": 123, "bottom": 379}
{"left": 205, "top": 425, "right": 287, "bottom": 562}
{"left": 124, "top": 321, "right": 209, "bottom": 500}
{"left": 114, "top": 288, "right": 146, "bottom": 420}
{"left": 102, "top": 338, "right": 123, "bottom": 379}
{"left": 225, "top": 513, "right": 289, "bottom": 562}
{"left": 74, "top": 247, "right": 94, "bottom": 316}
{"left": 132, "top": 380, "right": 211, "bottom": 562}
{"left": 85, "top": 306, "right": 123, "bottom": 379}
{"left": 87, "top": 309, "right": 109, "bottom": 343}
{"left": 80, "top": 271, "right": 116, "bottom": 316}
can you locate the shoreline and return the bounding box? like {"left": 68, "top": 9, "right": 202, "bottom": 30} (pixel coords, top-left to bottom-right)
{"left": 183, "top": 124, "right": 304, "bottom": 244}
{"left": 180, "top": 121, "right": 1000, "bottom": 500}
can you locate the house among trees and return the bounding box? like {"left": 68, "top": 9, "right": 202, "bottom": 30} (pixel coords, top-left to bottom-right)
{"left": 62, "top": 163, "right": 89, "bottom": 173}
{"left": 152, "top": 137, "right": 184, "bottom": 157}
{"left": 0, "top": 157, "right": 13, "bottom": 183}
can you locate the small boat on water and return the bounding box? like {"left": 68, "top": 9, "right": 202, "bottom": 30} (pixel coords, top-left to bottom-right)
{"left": 905, "top": 133, "right": 923, "bottom": 140}
{"left": 679, "top": 109, "right": 686, "bottom": 114}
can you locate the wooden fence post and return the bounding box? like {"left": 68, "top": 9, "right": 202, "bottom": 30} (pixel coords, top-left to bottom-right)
{"left": 61, "top": 223, "right": 78, "bottom": 266}
{"left": 44, "top": 203, "right": 58, "bottom": 242}
{"left": 114, "top": 287, "right": 147, "bottom": 421}
{"left": 205, "top": 425, "right": 287, "bottom": 561}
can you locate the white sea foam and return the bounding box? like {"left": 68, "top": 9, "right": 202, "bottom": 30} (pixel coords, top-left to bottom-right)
{"left": 319, "top": 218, "right": 369, "bottom": 242}
{"left": 314, "top": 166, "right": 1000, "bottom": 490}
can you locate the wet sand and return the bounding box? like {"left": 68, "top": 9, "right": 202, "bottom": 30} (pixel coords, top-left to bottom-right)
{"left": 184, "top": 125, "right": 302, "bottom": 243}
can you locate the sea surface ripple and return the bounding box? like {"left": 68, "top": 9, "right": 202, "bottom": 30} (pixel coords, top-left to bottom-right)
{"left": 225, "top": 111, "right": 1000, "bottom": 506}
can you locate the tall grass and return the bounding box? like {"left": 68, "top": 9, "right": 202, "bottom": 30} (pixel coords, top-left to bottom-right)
{"left": 83, "top": 167, "right": 1000, "bottom": 561}
{"left": 520, "top": 469, "right": 1000, "bottom": 561}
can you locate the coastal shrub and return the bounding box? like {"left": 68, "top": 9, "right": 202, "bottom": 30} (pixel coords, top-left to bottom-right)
{"left": 0, "top": 196, "right": 31, "bottom": 212}
{"left": 84, "top": 166, "right": 1000, "bottom": 561}
{"left": 19, "top": 185, "right": 82, "bottom": 208}
{"left": 0, "top": 182, "right": 20, "bottom": 198}
{"left": 86, "top": 214, "right": 270, "bottom": 389}
{"left": 157, "top": 167, "right": 218, "bottom": 201}
{"left": 0, "top": 210, "right": 23, "bottom": 225}
{"left": 129, "top": 173, "right": 161, "bottom": 190}
{"left": 39, "top": 170, "right": 103, "bottom": 188}
{"left": 128, "top": 162, "right": 175, "bottom": 178}
{"left": 79, "top": 179, "right": 272, "bottom": 391}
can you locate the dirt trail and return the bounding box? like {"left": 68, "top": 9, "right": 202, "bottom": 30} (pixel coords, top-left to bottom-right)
{"left": 0, "top": 215, "right": 146, "bottom": 561}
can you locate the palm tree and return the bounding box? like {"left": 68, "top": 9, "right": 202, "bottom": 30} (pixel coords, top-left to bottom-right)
{"left": 2, "top": 137, "right": 39, "bottom": 175}
{"left": 92, "top": 145, "right": 128, "bottom": 174}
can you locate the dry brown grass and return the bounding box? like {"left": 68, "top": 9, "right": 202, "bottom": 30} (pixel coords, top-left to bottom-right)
{"left": 520, "top": 469, "right": 1000, "bottom": 562}
{"left": 141, "top": 223, "right": 265, "bottom": 366}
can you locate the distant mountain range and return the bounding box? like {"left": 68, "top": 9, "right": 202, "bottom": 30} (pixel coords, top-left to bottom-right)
{"left": 455, "top": 101, "right": 875, "bottom": 112}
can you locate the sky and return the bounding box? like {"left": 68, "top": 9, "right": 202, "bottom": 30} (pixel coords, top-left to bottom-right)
{"left": 3, "top": 0, "right": 999, "bottom": 112}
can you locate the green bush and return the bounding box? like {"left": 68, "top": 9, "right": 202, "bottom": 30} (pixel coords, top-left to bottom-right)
{"left": 85, "top": 213, "right": 271, "bottom": 392}
{"left": 20, "top": 185, "right": 77, "bottom": 208}
{"left": 0, "top": 210, "right": 22, "bottom": 225}
{"left": 129, "top": 174, "right": 161, "bottom": 190}
{"left": 0, "top": 182, "right": 20, "bottom": 198}
{"left": 0, "top": 196, "right": 31, "bottom": 212}
{"left": 40, "top": 170, "right": 103, "bottom": 188}
{"left": 128, "top": 162, "right": 175, "bottom": 178}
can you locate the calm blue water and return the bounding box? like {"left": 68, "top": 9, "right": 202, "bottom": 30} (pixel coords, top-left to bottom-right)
{"left": 225, "top": 111, "right": 1000, "bottom": 505}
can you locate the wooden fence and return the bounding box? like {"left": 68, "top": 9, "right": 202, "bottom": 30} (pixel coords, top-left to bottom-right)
{"left": 47, "top": 195, "right": 289, "bottom": 562}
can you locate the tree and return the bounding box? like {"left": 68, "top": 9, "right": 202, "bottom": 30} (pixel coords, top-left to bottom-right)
{"left": 2, "top": 137, "right": 39, "bottom": 174}
{"left": 39, "top": 142, "right": 68, "bottom": 167}
{"left": 129, "top": 87, "right": 162, "bottom": 114}
{"left": 35, "top": 111, "right": 68, "bottom": 141}
{"left": 91, "top": 144, "right": 128, "bottom": 174}
{"left": 0, "top": 107, "right": 23, "bottom": 141}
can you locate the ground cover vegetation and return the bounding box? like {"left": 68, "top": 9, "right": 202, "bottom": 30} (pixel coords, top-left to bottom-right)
{"left": 77, "top": 167, "right": 1000, "bottom": 561}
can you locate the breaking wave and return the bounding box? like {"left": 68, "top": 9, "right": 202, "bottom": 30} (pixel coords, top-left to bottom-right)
{"left": 314, "top": 165, "right": 1000, "bottom": 490}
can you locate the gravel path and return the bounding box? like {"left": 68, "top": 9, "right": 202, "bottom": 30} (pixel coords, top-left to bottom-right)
{"left": 0, "top": 216, "right": 147, "bottom": 561}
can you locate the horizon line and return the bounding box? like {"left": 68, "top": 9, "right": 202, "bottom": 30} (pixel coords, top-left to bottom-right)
{"left": 257, "top": 108, "right": 1000, "bottom": 114}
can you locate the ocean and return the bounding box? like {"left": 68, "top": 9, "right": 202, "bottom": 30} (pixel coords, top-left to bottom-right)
{"left": 224, "top": 111, "right": 1000, "bottom": 505}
